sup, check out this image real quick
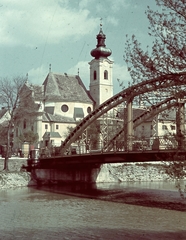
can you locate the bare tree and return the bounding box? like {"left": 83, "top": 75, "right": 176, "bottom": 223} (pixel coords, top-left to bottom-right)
{"left": 0, "top": 76, "right": 39, "bottom": 171}
{"left": 124, "top": 0, "right": 185, "bottom": 83}
{"left": 124, "top": 0, "right": 186, "bottom": 196}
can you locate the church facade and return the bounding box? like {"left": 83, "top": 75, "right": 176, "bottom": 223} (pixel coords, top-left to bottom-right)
{"left": 14, "top": 27, "right": 114, "bottom": 149}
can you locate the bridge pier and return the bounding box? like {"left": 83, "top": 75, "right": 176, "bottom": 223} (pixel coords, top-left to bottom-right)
{"left": 29, "top": 163, "right": 102, "bottom": 185}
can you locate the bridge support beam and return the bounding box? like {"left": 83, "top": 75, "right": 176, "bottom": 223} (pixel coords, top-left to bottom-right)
{"left": 124, "top": 100, "right": 133, "bottom": 151}
{"left": 176, "top": 102, "right": 185, "bottom": 149}
{"left": 127, "top": 101, "right": 133, "bottom": 151}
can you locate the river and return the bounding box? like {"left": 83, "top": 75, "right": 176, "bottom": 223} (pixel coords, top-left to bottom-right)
{"left": 0, "top": 181, "right": 186, "bottom": 240}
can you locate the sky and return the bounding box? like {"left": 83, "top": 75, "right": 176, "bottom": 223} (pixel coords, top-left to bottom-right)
{"left": 0, "top": 0, "right": 159, "bottom": 94}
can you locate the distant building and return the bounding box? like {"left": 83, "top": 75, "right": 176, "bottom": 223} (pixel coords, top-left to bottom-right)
{"left": 0, "top": 107, "right": 10, "bottom": 126}
{"left": 133, "top": 108, "right": 177, "bottom": 138}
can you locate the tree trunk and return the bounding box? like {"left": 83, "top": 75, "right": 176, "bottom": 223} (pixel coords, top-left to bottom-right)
{"left": 3, "top": 156, "right": 9, "bottom": 171}
{"left": 3, "top": 125, "right": 11, "bottom": 171}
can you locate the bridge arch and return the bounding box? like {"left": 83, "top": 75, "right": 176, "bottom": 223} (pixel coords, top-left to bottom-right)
{"left": 104, "top": 96, "right": 182, "bottom": 151}
{"left": 61, "top": 72, "right": 186, "bottom": 155}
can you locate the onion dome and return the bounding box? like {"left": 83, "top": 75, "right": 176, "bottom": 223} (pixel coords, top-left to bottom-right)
{"left": 91, "top": 28, "right": 112, "bottom": 59}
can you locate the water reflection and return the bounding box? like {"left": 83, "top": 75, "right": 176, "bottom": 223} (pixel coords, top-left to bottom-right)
{"left": 0, "top": 182, "right": 186, "bottom": 240}
{"left": 35, "top": 180, "right": 186, "bottom": 212}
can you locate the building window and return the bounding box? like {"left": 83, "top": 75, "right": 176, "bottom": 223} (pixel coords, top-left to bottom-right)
{"left": 151, "top": 125, "right": 153, "bottom": 130}
{"left": 104, "top": 70, "right": 108, "bottom": 79}
{"left": 94, "top": 70, "right": 97, "bottom": 80}
{"left": 56, "top": 124, "right": 59, "bottom": 130}
{"left": 87, "top": 106, "right": 91, "bottom": 114}
{"left": 61, "top": 104, "right": 69, "bottom": 112}
{"left": 171, "top": 125, "right": 175, "bottom": 130}
{"left": 73, "top": 107, "right": 84, "bottom": 120}
{"left": 45, "top": 124, "right": 48, "bottom": 130}
{"left": 142, "top": 126, "right": 144, "bottom": 131}
{"left": 162, "top": 125, "right": 168, "bottom": 130}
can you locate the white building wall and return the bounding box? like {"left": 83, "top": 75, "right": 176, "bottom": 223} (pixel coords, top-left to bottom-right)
{"left": 134, "top": 122, "right": 152, "bottom": 139}
{"left": 89, "top": 58, "right": 113, "bottom": 107}
{"left": 39, "top": 100, "right": 94, "bottom": 147}
{"left": 157, "top": 121, "right": 176, "bottom": 136}
{"left": 45, "top": 101, "right": 93, "bottom": 119}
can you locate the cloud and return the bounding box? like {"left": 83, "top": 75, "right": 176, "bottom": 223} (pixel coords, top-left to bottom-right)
{"left": 67, "top": 61, "right": 90, "bottom": 88}
{"left": 78, "top": 0, "right": 90, "bottom": 8}
{"left": 96, "top": 0, "right": 129, "bottom": 14}
{"left": 113, "top": 63, "right": 131, "bottom": 94}
{"left": 106, "top": 16, "right": 118, "bottom": 26}
{"left": 109, "top": 0, "right": 129, "bottom": 12}
{"left": 0, "top": 0, "right": 98, "bottom": 47}
{"left": 28, "top": 64, "right": 48, "bottom": 85}
{"left": 67, "top": 60, "right": 130, "bottom": 95}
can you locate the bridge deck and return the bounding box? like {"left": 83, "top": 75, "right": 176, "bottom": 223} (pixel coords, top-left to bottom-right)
{"left": 27, "top": 150, "right": 186, "bottom": 169}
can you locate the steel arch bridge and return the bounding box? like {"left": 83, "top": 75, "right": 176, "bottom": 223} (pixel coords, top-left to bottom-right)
{"left": 60, "top": 72, "right": 186, "bottom": 155}
{"left": 104, "top": 96, "right": 182, "bottom": 151}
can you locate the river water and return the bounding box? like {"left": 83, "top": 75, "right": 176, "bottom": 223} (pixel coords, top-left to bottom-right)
{"left": 0, "top": 181, "right": 186, "bottom": 240}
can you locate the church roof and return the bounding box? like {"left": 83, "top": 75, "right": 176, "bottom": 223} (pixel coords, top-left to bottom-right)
{"left": 0, "top": 108, "right": 8, "bottom": 119}
{"left": 117, "top": 108, "right": 148, "bottom": 121}
{"left": 31, "top": 85, "right": 44, "bottom": 101}
{"left": 43, "top": 131, "right": 62, "bottom": 138}
{"left": 158, "top": 109, "right": 177, "bottom": 121}
{"left": 42, "top": 72, "right": 93, "bottom": 103}
{"left": 20, "top": 82, "right": 44, "bottom": 101}
{"left": 42, "top": 112, "right": 75, "bottom": 123}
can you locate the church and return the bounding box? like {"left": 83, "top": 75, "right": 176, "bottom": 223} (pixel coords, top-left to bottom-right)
{"left": 12, "top": 26, "right": 180, "bottom": 153}
{"left": 14, "top": 27, "right": 114, "bottom": 149}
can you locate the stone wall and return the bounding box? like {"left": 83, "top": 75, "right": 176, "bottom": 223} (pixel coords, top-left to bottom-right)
{"left": 0, "top": 158, "right": 28, "bottom": 172}
{"left": 0, "top": 158, "right": 178, "bottom": 189}
{"left": 0, "top": 172, "right": 32, "bottom": 189}
{"left": 0, "top": 158, "right": 33, "bottom": 189}
{"left": 96, "top": 163, "right": 171, "bottom": 183}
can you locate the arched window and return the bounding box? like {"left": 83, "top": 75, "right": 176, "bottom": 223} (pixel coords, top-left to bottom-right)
{"left": 104, "top": 70, "right": 108, "bottom": 79}
{"left": 94, "top": 70, "right": 97, "bottom": 80}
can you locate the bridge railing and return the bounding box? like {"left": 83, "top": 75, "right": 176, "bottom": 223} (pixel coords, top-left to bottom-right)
{"left": 57, "top": 135, "right": 184, "bottom": 155}
{"left": 37, "top": 134, "right": 185, "bottom": 158}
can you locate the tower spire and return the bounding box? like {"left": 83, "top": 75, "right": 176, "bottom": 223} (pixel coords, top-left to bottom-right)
{"left": 89, "top": 26, "right": 113, "bottom": 107}
{"left": 90, "top": 24, "right": 112, "bottom": 59}
{"left": 100, "top": 17, "right": 103, "bottom": 29}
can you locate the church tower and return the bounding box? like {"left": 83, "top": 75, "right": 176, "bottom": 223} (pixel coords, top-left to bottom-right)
{"left": 89, "top": 27, "right": 113, "bottom": 108}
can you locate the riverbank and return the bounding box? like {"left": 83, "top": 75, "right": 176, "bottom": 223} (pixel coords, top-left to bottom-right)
{"left": 0, "top": 158, "right": 184, "bottom": 190}
{"left": 0, "top": 157, "right": 33, "bottom": 189}
{"left": 96, "top": 162, "right": 172, "bottom": 182}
